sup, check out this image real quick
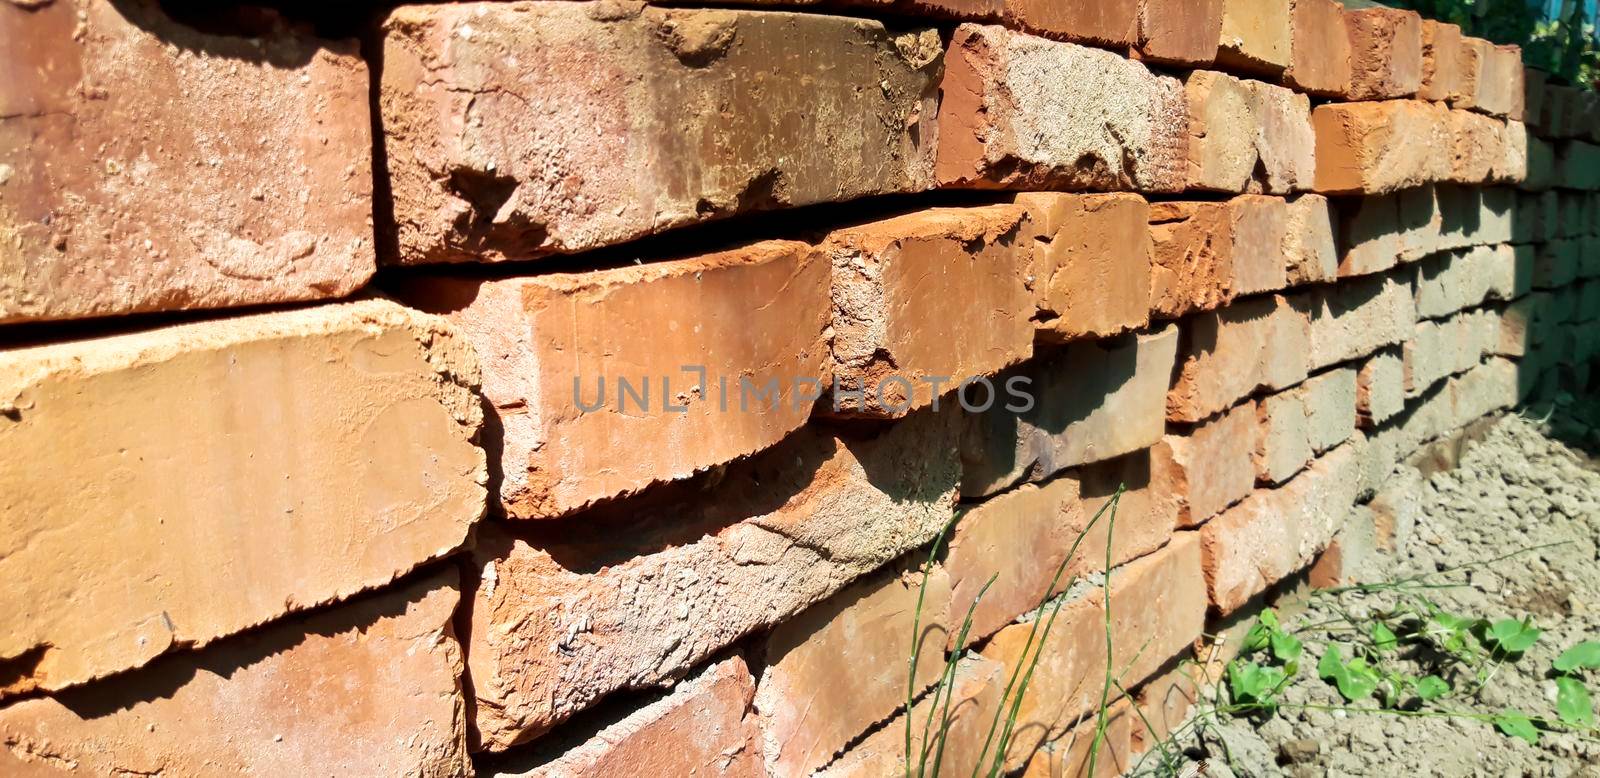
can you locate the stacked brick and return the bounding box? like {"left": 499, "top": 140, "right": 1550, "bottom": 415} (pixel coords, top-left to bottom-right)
{"left": 0, "top": 0, "right": 1593, "bottom": 776}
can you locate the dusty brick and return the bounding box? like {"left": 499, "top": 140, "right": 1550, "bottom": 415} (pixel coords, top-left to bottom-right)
{"left": 1370, "top": 466, "right": 1423, "bottom": 551}
{"left": 1131, "top": 662, "right": 1202, "bottom": 757}
{"left": 1454, "top": 38, "right": 1490, "bottom": 111}
{"left": 1254, "top": 390, "right": 1312, "bottom": 485}
{"left": 1478, "top": 44, "right": 1526, "bottom": 119}
{"left": 946, "top": 477, "right": 1084, "bottom": 645}
{"left": 1494, "top": 120, "right": 1530, "bottom": 183}
{"left": 1396, "top": 185, "right": 1445, "bottom": 261}
{"left": 1404, "top": 314, "right": 1484, "bottom": 397}
{"left": 1448, "top": 110, "right": 1505, "bottom": 184}
{"left": 492, "top": 655, "right": 760, "bottom": 777}
{"left": 1336, "top": 192, "right": 1402, "bottom": 277}
{"left": 816, "top": 656, "right": 1005, "bottom": 778}
{"left": 381, "top": 4, "right": 939, "bottom": 264}
{"left": 1216, "top": 0, "right": 1292, "bottom": 75}
{"left": 1020, "top": 699, "right": 1134, "bottom": 777}
{"left": 755, "top": 564, "right": 952, "bottom": 778}
{"left": 1558, "top": 141, "right": 1600, "bottom": 190}
{"left": 1017, "top": 193, "right": 1153, "bottom": 342}
{"left": 1004, "top": 0, "right": 1138, "bottom": 45}
{"left": 1148, "top": 197, "right": 1286, "bottom": 317}
{"left": 1313, "top": 101, "right": 1450, "bottom": 194}
{"left": 466, "top": 409, "right": 961, "bottom": 749}
{"left": 1152, "top": 401, "right": 1260, "bottom": 527}
{"left": 1281, "top": 195, "right": 1338, "bottom": 286}
{"left": 1414, "top": 245, "right": 1520, "bottom": 319}
{"left": 1450, "top": 356, "right": 1519, "bottom": 426}
{"left": 1168, "top": 295, "right": 1311, "bottom": 423}
{"left": 398, "top": 241, "right": 827, "bottom": 519}
{"left": 825, "top": 206, "right": 1034, "bottom": 416}
{"left": 1243, "top": 80, "right": 1316, "bottom": 194}
{"left": 1357, "top": 347, "right": 1406, "bottom": 427}
{"left": 1184, "top": 71, "right": 1259, "bottom": 192}
{"left": 0, "top": 0, "right": 373, "bottom": 324}
{"left": 1300, "top": 272, "right": 1417, "bottom": 371}
{"left": 1419, "top": 20, "right": 1464, "bottom": 102}
{"left": 0, "top": 301, "right": 483, "bottom": 697}
{"left": 939, "top": 24, "right": 1187, "bottom": 193}
{"left": 1201, "top": 439, "right": 1364, "bottom": 613}
{"left": 1284, "top": 0, "right": 1352, "bottom": 97}
{"left": 1302, "top": 366, "right": 1360, "bottom": 453}
{"left": 985, "top": 532, "right": 1207, "bottom": 766}
{"left": 1345, "top": 8, "right": 1423, "bottom": 100}
{"left": 1524, "top": 134, "right": 1556, "bottom": 191}
{"left": 962, "top": 326, "right": 1179, "bottom": 498}
{"left": 1136, "top": 0, "right": 1224, "bottom": 67}
{"left": 0, "top": 572, "right": 467, "bottom": 775}
{"left": 1533, "top": 239, "right": 1582, "bottom": 289}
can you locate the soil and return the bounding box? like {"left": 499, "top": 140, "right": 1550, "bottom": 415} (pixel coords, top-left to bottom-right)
{"left": 1137, "top": 396, "right": 1600, "bottom": 778}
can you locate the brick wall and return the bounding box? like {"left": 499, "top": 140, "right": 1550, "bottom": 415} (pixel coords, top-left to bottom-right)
{"left": 0, "top": 0, "right": 1593, "bottom": 775}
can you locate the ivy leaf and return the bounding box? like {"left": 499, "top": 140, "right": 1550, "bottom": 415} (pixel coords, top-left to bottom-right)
{"left": 1228, "top": 661, "right": 1285, "bottom": 707}
{"left": 1416, "top": 675, "right": 1451, "bottom": 701}
{"left": 1318, "top": 645, "right": 1345, "bottom": 683}
{"left": 1271, "top": 630, "right": 1304, "bottom": 664}
{"left": 1486, "top": 618, "right": 1542, "bottom": 655}
{"left": 1555, "top": 641, "right": 1600, "bottom": 673}
{"left": 1556, "top": 677, "right": 1595, "bottom": 728}
{"left": 1318, "top": 646, "right": 1379, "bottom": 702}
{"left": 1494, "top": 709, "right": 1540, "bottom": 745}
{"left": 1372, "top": 622, "right": 1399, "bottom": 653}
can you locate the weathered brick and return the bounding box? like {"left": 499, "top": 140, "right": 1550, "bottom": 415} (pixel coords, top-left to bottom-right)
{"left": 0, "top": 572, "right": 467, "bottom": 775}
{"left": 1243, "top": 80, "right": 1316, "bottom": 194}
{"left": 1357, "top": 347, "right": 1406, "bottom": 427}
{"left": 492, "top": 655, "right": 760, "bottom": 777}
{"left": 1184, "top": 70, "right": 1259, "bottom": 192}
{"left": 825, "top": 206, "right": 1034, "bottom": 416}
{"left": 1478, "top": 43, "right": 1526, "bottom": 119}
{"left": 1300, "top": 271, "right": 1417, "bottom": 371}
{"left": 1148, "top": 197, "right": 1286, "bottom": 318}
{"left": 466, "top": 409, "right": 961, "bottom": 749}
{"left": 1414, "top": 245, "right": 1525, "bottom": 319}
{"left": 1216, "top": 0, "right": 1291, "bottom": 75}
{"left": 1168, "top": 294, "right": 1311, "bottom": 423}
{"left": 1018, "top": 193, "right": 1153, "bottom": 342}
{"left": 399, "top": 241, "right": 827, "bottom": 519}
{"left": 1284, "top": 0, "right": 1352, "bottom": 97}
{"left": 1454, "top": 36, "right": 1490, "bottom": 111}
{"left": 1075, "top": 449, "right": 1183, "bottom": 575}
{"left": 939, "top": 24, "right": 1187, "bottom": 192}
{"left": 985, "top": 532, "right": 1207, "bottom": 766}
{"left": 1130, "top": 663, "right": 1202, "bottom": 757}
{"left": 946, "top": 477, "right": 1084, "bottom": 645}
{"left": 1450, "top": 357, "right": 1519, "bottom": 426}
{"left": 1494, "top": 120, "right": 1529, "bottom": 183}
{"left": 817, "top": 656, "right": 1005, "bottom": 778}
{"left": 1254, "top": 390, "right": 1312, "bottom": 485}
{"left": 1201, "top": 439, "right": 1364, "bottom": 614}
{"left": 1418, "top": 20, "right": 1464, "bottom": 102}
{"left": 1313, "top": 101, "right": 1450, "bottom": 194}
{"left": 381, "top": 4, "right": 939, "bottom": 263}
{"left": 1557, "top": 141, "right": 1600, "bottom": 190}
{"left": 1004, "top": 0, "right": 1138, "bottom": 45}
{"left": 1523, "top": 66, "right": 1547, "bottom": 125}
{"left": 755, "top": 564, "right": 952, "bottom": 778}
{"left": 1523, "top": 135, "right": 1556, "bottom": 191}
{"left": 1284, "top": 194, "right": 1339, "bottom": 285}
{"left": 1448, "top": 110, "right": 1505, "bottom": 184}
{"left": 1136, "top": 0, "right": 1224, "bottom": 67}
{"left": 1336, "top": 192, "right": 1403, "bottom": 277}
{"left": 1345, "top": 8, "right": 1423, "bottom": 100}
{"left": 1152, "top": 401, "right": 1260, "bottom": 527}
{"left": 0, "top": 300, "right": 483, "bottom": 697}
{"left": 962, "top": 326, "right": 1178, "bottom": 498}
{"left": 1404, "top": 314, "right": 1487, "bottom": 397}
{"left": 1020, "top": 699, "right": 1134, "bottom": 777}
{"left": 1302, "top": 366, "right": 1360, "bottom": 453}
{"left": 1396, "top": 185, "right": 1445, "bottom": 261}
{"left": 0, "top": 0, "right": 373, "bottom": 324}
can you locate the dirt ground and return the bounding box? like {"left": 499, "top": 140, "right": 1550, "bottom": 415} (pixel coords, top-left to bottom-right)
{"left": 1137, "top": 395, "right": 1600, "bottom": 777}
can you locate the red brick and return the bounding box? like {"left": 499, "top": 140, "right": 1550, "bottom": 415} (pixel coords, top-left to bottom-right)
{"left": 1183, "top": 71, "right": 1259, "bottom": 192}
{"left": 380, "top": 4, "right": 940, "bottom": 263}
{"left": 1075, "top": 450, "right": 1182, "bottom": 574}
{"left": 1284, "top": 0, "right": 1352, "bottom": 97}
{"left": 825, "top": 206, "right": 1034, "bottom": 416}
{"left": 755, "top": 564, "right": 952, "bottom": 778}
{"left": 817, "top": 656, "right": 1005, "bottom": 778}
{"left": 962, "top": 326, "right": 1179, "bottom": 498}
{"left": 938, "top": 24, "right": 1188, "bottom": 193}
{"left": 500, "top": 655, "right": 760, "bottom": 777}
{"left": 1243, "top": 80, "right": 1316, "bottom": 194}
{"left": 399, "top": 241, "right": 828, "bottom": 519}
{"left": 1284, "top": 194, "right": 1339, "bottom": 285}
{"left": 466, "top": 410, "right": 961, "bottom": 749}
{"left": 1167, "top": 294, "right": 1311, "bottom": 423}
{"left": 1419, "top": 20, "right": 1464, "bottom": 102}
{"left": 0, "top": 0, "right": 373, "bottom": 324}
{"left": 1152, "top": 400, "right": 1261, "bottom": 527}
{"left": 1216, "top": 0, "right": 1292, "bottom": 75}
{"left": 1313, "top": 101, "right": 1450, "bottom": 194}
{"left": 1228, "top": 195, "right": 1291, "bottom": 295}
{"left": 1005, "top": 0, "right": 1138, "bottom": 45}
{"left": 1148, "top": 197, "right": 1286, "bottom": 318}
{"left": 0, "top": 301, "right": 484, "bottom": 698}
{"left": 1136, "top": 0, "right": 1224, "bottom": 67}
{"left": 0, "top": 572, "right": 468, "bottom": 775}
{"left": 1201, "top": 440, "right": 1364, "bottom": 613}
{"left": 1345, "top": 8, "right": 1423, "bottom": 100}
{"left": 985, "top": 532, "right": 1207, "bottom": 767}
{"left": 1017, "top": 193, "right": 1153, "bottom": 342}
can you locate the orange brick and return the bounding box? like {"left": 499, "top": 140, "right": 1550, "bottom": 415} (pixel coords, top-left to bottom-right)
{"left": 1313, "top": 101, "right": 1450, "bottom": 194}
{"left": 0, "top": 0, "right": 374, "bottom": 324}
{"left": 1448, "top": 109, "right": 1504, "bottom": 184}
{"left": 1136, "top": 0, "right": 1224, "bottom": 66}
{"left": 1131, "top": 662, "right": 1202, "bottom": 757}
{"left": 1075, "top": 449, "right": 1182, "bottom": 575}
{"left": 1344, "top": 7, "right": 1424, "bottom": 100}
{"left": 1167, "top": 294, "right": 1311, "bottom": 423}
{"left": 1216, "top": 0, "right": 1291, "bottom": 75}
{"left": 1005, "top": 0, "right": 1138, "bottom": 45}
{"left": 946, "top": 477, "right": 1086, "bottom": 645}
{"left": 1148, "top": 196, "right": 1287, "bottom": 318}
{"left": 1419, "top": 20, "right": 1464, "bottom": 102}
{"left": 817, "top": 656, "right": 1006, "bottom": 778}
{"left": 1284, "top": 0, "right": 1352, "bottom": 96}
{"left": 985, "top": 532, "right": 1208, "bottom": 768}
{"left": 824, "top": 206, "right": 1034, "bottom": 417}
{"left": 1020, "top": 699, "right": 1134, "bottom": 777}
{"left": 1018, "top": 193, "right": 1153, "bottom": 342}
{"left": 1477, "top": 44, "right": 1526, "bottom": 118}
{"left": 1244, "top": 80, "right": 1316, "bottom": 194}
{"left": 1284, "top": 194, "right": 1339, "bottom": 285}
{"left": 1152, "top": 401, "right": 1261, "bottom": 527}
{"left": 1183, "top": 70, "right": 1259, "bottom": 192}
{"left": 399, "top": 240, "right": 829, "bottom": 520}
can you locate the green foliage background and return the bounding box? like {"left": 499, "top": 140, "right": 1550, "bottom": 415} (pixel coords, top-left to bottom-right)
{"left": 1388, "top": 0, "right": 1600, "bottom": 87}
